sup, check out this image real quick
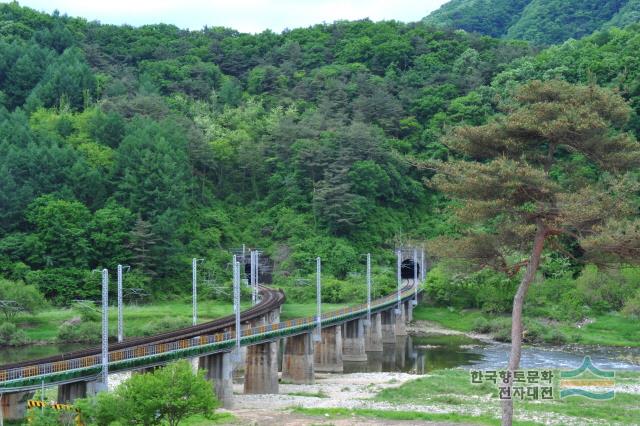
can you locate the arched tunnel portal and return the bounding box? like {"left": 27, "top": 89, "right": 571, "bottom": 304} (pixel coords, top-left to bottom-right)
{"left": 401, "top": 258, "right": 420, "bottom": 279}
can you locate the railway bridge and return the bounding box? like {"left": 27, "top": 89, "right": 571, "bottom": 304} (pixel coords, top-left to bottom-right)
{"left": 0, "top": 279, "right": 421, "bottom": 420}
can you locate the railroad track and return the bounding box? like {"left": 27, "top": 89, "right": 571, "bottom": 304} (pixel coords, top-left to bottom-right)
{"left": 0, "top": 285, "right": 285, "bottom": 371}
{"left": 0, "top": 281, "right": 417, "bottom": 390}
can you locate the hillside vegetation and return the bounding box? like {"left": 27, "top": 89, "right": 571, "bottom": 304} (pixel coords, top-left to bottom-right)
{"left": 424, "top": 0, "right": 640, "bottom": 44}
{"left": 0, "top": 3, "right": 639, "bottom": 339}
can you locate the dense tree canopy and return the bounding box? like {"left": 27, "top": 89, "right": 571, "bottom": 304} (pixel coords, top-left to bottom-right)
{"left": 424, "top": 0, "right": 638, "bottom": 45}
{"left": 0, "top": 2, "right": 638, "bottom": 307}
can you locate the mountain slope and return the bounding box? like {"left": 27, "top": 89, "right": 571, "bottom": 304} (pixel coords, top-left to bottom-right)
{"left": 424, "top": 0, "right": 636, "bottom": 44}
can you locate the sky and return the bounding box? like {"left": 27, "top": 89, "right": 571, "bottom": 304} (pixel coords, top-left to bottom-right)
{"left": 18, "top": 0, "right": 450, "bottom": 33}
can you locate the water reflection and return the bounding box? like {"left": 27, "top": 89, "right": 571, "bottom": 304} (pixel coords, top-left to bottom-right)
{"left": 343, "top": 334, "right": 640, "bottom": 374}
{"left": 344, "top": 334, "right": 485, "bottom": 374}
{"left": 0, "top": 343, "right": 88, "bottom": 365}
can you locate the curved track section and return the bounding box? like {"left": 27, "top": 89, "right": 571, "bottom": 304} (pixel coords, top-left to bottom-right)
{"left": 1, "top": 285, "right": 284, "bottom": 370}
{"left": 0, "top": 282, "right": 417, "bottom": 390}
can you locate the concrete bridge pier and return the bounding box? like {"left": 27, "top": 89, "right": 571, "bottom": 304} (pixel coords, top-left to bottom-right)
{"left": 244, "top": 341, "right": 279, "bottom": 394}
{"left": 382, "top": 343, "right": 397, "bottom": 371}
{"left": 282, "top": 332, "right": 315, "bottom": 384}
{"left": 405, "top": 300, "right": 414, "bottom": 322}
{"left": 395, "top": 304, "right": 408, "bottom": 336}
{"left": 395, "top": 334, "right": 408, "bottom": 369}
{"left": 314, "top": 324, "right": 343, "bottom": 373}
{"left": 342, "top": 318, "right": 367, "bottom": 362}
{"left": 199, "top": 351, "right": 233, "bottom": 408}
{"left": 381, "top": 309, "right": 396, "bottom": 344}
{"left": 1, "top": 391, "right": 34, "bottom": 421}
{"left": 58, "top": 380, "right": 101, "bottom": 403}
{"left": 365, "top": 312, "right": 383, "bottom": 352}
{"left": 367, "top": 350, "right": 383, "bottom": 372}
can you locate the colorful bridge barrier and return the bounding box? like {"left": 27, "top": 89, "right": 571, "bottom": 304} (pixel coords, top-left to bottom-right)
{"left": 1, "top": 284, "right": 418, "bottom": 391}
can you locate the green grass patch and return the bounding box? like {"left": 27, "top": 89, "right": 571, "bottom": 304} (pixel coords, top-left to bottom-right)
{"left": 374, "top": 369, "right": 640, "bottom": 425}
{"left": 15, "top": 300, "right": 241, "bottom": 342}
{"left": 414, "top": 306, "right": 640, "bottom": 347}
{"left": 556, "top": 313, "right": 640, "bottom": 347}
{"left": 290, "top": 406, "right": 538, "bottom": 426}
{"left": 412, "top": 306, "right": 488, "bottom": 332}
{"left": 280, "top": 303, "right": 348, "bottom": 320}
{"left": 178, "top": 412, "right": 236, "bottom": 425}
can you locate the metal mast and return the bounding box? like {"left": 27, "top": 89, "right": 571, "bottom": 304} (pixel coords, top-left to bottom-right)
{"left": 233, "top": 255, "right": 241, "bottom": 358}
{"left": 396, "top": 249, "right": 402, "bottom": 314}
{"left": 117, "top": 264, "right": 123, "bottom": 342}
{"left": 192, "top": 258, "right": 198, "bottom": 326}
{"left": 366, "top": 253, "right": 372, "bottom": 325}
{"left": 413, "top": 248, "right": 418, "bottom": 305}
{"left": 314, "top": 257, "right": 322, "bottom": 342}
{"left": 101, "top": 268, "right": 109, "bottom": 389}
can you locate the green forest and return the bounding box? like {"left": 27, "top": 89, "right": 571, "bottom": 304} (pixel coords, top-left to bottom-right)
{"left": 0, "top": 1, "right": 640, "bottom": 347}
{"left": 424, "top": 0, "right": 640, "bottom": 44}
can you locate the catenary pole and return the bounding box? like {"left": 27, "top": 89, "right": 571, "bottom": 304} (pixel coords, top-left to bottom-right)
{"left": 314, "top": 257, "right": 322, "bottom": 342}
{"left": 233, "top": 255, "right": 241, "bottom": 358}
{"left": 117, "top": 264, "right": 123, "bottom": 342}
{"left": 396, "top": 249, "right": 402, "bottom": 314}
{"left": 413, "top": 248, "right": 418, "bottom": 305}
{"left": 192, "top": 258, "right": 198, "bottom": 326}
{"left": 366, "top": 253, "right": 372, "bottom": 325}
{"left": 101, "top": 268, "right": 109, "bottom": 389}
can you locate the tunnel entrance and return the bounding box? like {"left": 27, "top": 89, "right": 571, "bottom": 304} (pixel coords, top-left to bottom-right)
{"left": 240, "top": 254, "right": 273, "bottom": 284}
{"left": 401, "top": 259, "right": 420, "bottom": 279}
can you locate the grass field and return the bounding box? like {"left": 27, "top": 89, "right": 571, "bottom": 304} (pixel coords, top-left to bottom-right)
{"left": 413, "top": 306, "right": 640, "bottom": 347}
{"left": 13, "top": 300, "right": 350, "bottom": 344}
{"left": 296, "top": 369, "right": 640, "bottom": 425}
{"left": 15, "top": 300, "right": 244, "bottom": 342}
{"left": 279, "top": 303, "right": 348, "bottom": 320}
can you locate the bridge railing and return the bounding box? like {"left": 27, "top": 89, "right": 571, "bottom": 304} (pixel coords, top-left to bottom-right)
{"left": 0, "top": 282, "right": 419, "bottom": 385}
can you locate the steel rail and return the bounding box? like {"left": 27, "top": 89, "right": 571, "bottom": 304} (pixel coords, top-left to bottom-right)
{"left": 0, "top": 285, "right": 284, "bottom": 371}
{"left": 0, "top": 280, "right": 418, "bottom": 390}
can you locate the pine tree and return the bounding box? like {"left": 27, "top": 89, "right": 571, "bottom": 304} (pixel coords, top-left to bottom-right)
{"left": 425, "top": 80, "right": 640, "bottom": 425}
{"left": 128, "top": 216, "right": 158, "bottom": 277}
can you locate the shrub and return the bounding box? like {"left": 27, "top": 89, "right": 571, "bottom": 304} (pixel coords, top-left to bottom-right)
{"left": 471, "top": 317, "right": 491, "bottom": 333}
{"left": 73, "top": 301, "right": 101, "bottom": 322}
{"left": 622, "top": 290, "right": 640, "bottom": 318}
{"left": 26, "top": 268, "right": 100, "bottom": 305}
{"left": 0, "top": 322, "right": 30, "bottom": 346}
{"left": 576, "top": 265, "right": 640, "bottom": 313}
{"left": 136, "top": 316, "right": 191, "bottom": 336}
{"left": 0, "top": 278, "right": 46, "bottom": 319}
{"left": 79, "top": 361, "right": 217, "bottom": 426}
{"left": 57, "top": 321, "right": 101, "bottom": 343}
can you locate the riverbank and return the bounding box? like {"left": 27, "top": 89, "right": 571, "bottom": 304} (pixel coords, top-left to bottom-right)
{"left": 219, "top": 317, "right": 640, "bottom": 426}
{"left": 413, "top": 306, "right": 640, "bottom": 348}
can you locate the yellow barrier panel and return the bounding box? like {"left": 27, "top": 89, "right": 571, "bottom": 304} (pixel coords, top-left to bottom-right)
{"left": 26, "top": 400, "right": 84, "bottom": 426}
